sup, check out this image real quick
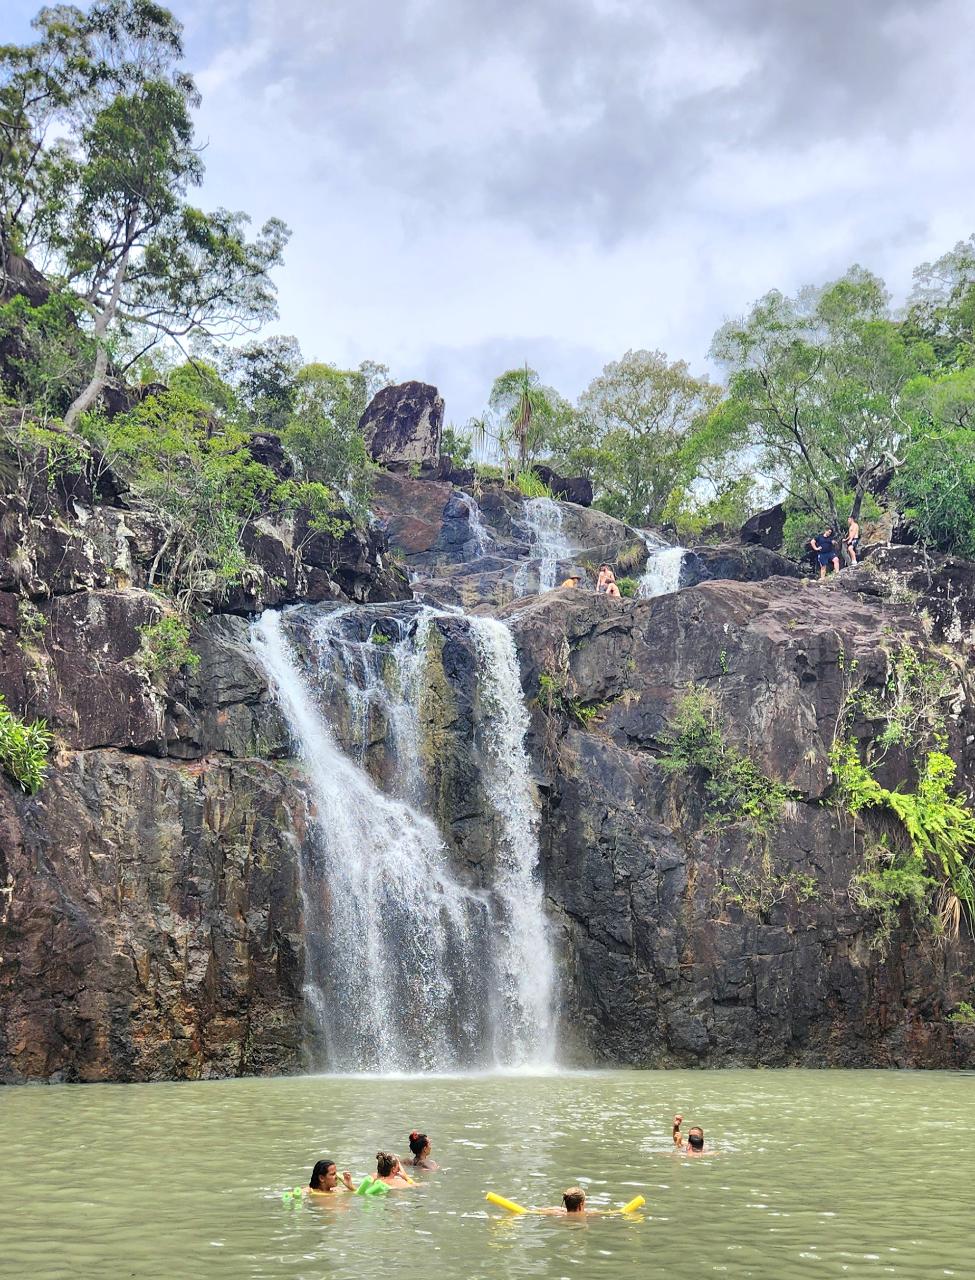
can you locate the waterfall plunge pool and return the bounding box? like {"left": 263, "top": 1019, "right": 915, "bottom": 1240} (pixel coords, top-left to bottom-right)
{"left": 3, "top": 1069, "right": 972, "bottom": 1279}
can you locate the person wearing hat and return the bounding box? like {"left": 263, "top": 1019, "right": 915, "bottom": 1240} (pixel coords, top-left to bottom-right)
{"left": 561, "top": 572, "right": 583, "bottom": 588}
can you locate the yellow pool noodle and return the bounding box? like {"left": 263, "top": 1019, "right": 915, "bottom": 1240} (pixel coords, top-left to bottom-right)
{"left": 619, "top": 1195, "right": 646, "bottom": 1214}
{"left": 485, "top": 1191, "right": 528, "bottom": 1214}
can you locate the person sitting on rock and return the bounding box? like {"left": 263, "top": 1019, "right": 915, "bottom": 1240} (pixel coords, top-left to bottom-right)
{"left": 595, "top": 564, "right": 613, "bottom": 594}
{"left": 407, "top": 1130, "right": 439, "bottom": 1170}
{"left": 561, "top": 573, "right": 583, "bottom": 588}
{"left": 308, "top": 1159, "right": 355, "bottom": 1195}
{"left": 604, "top": 571, "right": 622, "bottom": 599}
{"left": 809, "top": 527, "right": 840, "bottom": 580}
{"left": 844, "top": 516, "right": 860, "bottom": 566}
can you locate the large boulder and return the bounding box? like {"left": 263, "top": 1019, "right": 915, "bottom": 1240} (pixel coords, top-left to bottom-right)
{"left": 533, "top": 464, "right": 593, "bottom": 507}
{"left": 740, "top": 502, "right": 786, "bottom": 550}
{"left": 692, "top": 543, "right": 801, "bottom": 582}
{"left": 359, "top": 380, "right": 444, "bottom": 467}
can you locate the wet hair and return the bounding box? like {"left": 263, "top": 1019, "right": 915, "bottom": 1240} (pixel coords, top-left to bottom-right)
{"left": 408, "top": 1131, "right": 429, "bottom": 1159}
{"left": 563, "top": 1187, "right": 586, "bottom": 1212}
{"left": 309, "top": 1159, "right": 336, "bottom": 1189}
{"left": 599, "top": 563, "right": 610, "bottom": 572}
{"left": 688, "top": 1130, "right": 704, "bottom": 1151}
{"left": 376, "top": 1151, "right": 398, "bottom": 1177}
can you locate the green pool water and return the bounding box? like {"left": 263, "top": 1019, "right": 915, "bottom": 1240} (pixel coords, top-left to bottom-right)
{"left": 2, "top": 1069, "right": 972, "bottom": 1279}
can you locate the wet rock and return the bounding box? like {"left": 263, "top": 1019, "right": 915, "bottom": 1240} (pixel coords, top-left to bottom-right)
{"left": 359, "top": 380, "right": 444, "bottom": 466}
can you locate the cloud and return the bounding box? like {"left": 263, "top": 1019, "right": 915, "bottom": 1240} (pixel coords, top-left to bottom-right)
{"left": 158, "top": 0, "right": 975, "bottom": 422}
{"left": 182, "top": 0, "right": 971, "bottom": 243}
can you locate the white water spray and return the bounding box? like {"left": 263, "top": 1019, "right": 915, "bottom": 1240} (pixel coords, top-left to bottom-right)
{"left": 637, "top": 533, "right": 686, "bottom": 598}
{"left": 469, "top": 616, "right": 556, "bottom": 1065}
{"left": 250, "top": 605, "right": 556, "bottom": 1072}
{"left": 515, "top": 497, "right": 575, "bottom": 595}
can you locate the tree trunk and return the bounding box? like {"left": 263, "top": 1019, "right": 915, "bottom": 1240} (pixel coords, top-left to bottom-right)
{"left": 63, "top": 245, "right": 131, "bottom": 430}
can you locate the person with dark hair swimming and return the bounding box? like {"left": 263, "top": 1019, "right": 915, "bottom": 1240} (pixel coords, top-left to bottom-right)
{"left": 408, "top": 1131, "right": 439, "bottom": 1170}
{"left": 308, "top": 1159, "right": 355, "bottom": 1195}
{"left": 686, "top": 1127, "right": 706, "bottom": 1155}
{"left": 375, "top": 1151, "right": 415, "bottom": 1187}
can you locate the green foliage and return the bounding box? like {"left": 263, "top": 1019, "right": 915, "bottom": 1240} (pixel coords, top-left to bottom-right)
{"left": 80, "top": 368, "right": 278, "bottom": 606}
{"left": 660, "top": 687, "right": 794, "bottom": 837}
{"left": 0, "top": 0, "right": 288, "bottom": 426}
{"left": 135, "top": 614, "right": 199, "bottom": 681}
{"left": 281, "top": 361, "right": 382, "bottom": 517}
{"left": 514, "top": 469, "right": 554, "bottom": 499}
{"left": 615, "top": 576, "right": 637, "bottom": 598}
{"left": 535, "top": 672, "right": 605, "bottom": 727}
{"left": 16, "top": 598, "right": 46, "bottom": 648}
{"left": 711, "top": 269, "right": 923, "bottom": 528}
{"left": 849, "top": 840, "right": 935, "bottom": 957}
{"left": 0, "top": 691, "right": 52, "bottom": 794}
{"left": 947, "top": 1001, "right": 975, "bottom": 1029}
{"left": 718, "top": 865, "right": 818, "bottom": 919}
{"left": 548, "top": 349, "right": 723, "bottom": 527}
{"left": 478, "top": 366, "right": 574, "bottom": 474}
{"left": 831, "top": 741, "right": 975, "bottom": 931}
{"left": 441, "top": 425, "right": 473, "bottom": 467}
{"left": 0, "top": 292, "right": 97, "bottom": 416}
{"left": 850, "top": 645, "right": 953, "bottom": 755}
{"left": 893, "top": 427, "right": 975, "bottom": 560}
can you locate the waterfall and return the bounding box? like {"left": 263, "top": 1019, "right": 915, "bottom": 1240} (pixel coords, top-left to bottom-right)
{"left": 469, "top": 616, "right": 555, "bottom": 1065}
{"left": 462, "top": 493, "right": 492, "bottom": 559}
{"left": 637, "top": 534, "right": 686, "bottom": 599}
{"left": 250, "top": 605, "right": 556, "bottom": 1073}
{"left": 514, "top": 496, "right": 574, "bottom": 595}
{"left": 251, "top": 610, "right": 486, "bottom": 1072}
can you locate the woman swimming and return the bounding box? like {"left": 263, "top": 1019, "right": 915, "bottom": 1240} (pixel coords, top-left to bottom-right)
{"left": 375, "top": 1151, "right": 414, "bottom": 1187}
{"left": 408, "top": 1131, "right": 439, "bottom": 1170}
{"left": 308, "top": 1159, "right": 355, "bottom": 1195}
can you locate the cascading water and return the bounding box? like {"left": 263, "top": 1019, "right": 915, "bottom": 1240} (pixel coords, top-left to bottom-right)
{"left": 461, "top": 493, "right": 492, "bottom": 559}
{"left": 469, "top": 616, "right": 555, "bottom": 1064}
{"left": 251, "top": 609, "right": 486, "bottom": 1072}
{"left": 637, "top": 533, "right": 686, "bottom": 598}
{"left": 250, "top": 604, "right": 556, "bottom": 1072}
{"left": 514, "top": 496, "right": 575, "bottom": 595}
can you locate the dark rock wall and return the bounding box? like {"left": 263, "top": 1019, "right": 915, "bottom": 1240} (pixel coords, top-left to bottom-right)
{"left": 507, "top": 587, "right": 974, "bottom": 1067}
{"left": 3, "top": 448, "right": 975, "bottom": 1081}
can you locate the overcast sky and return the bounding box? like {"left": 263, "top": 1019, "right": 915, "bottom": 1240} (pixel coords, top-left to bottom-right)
{"left": 7, "top": 0, "right": 975, "bottom": 423}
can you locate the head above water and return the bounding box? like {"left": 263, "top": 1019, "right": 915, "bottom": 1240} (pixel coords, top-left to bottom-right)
{"left": 688, "top": 1128, "right": 704, "bottom": 1151}
{"left": 408, "top": 1131, "right": 430, "bottom": 1159}
{"left": 376, "top": 1151, "right": 399, "bottom": 1178}
{"left": 310, "top": 1160, "right": 336, "bottom": 1190}
{"left": 563, "top": 1187, "right": 586, "bottom": 1212}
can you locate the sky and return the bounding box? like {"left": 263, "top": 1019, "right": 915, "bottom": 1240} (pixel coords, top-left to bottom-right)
{"left": 6, "top": 0, "right": 975, "bottom": 425}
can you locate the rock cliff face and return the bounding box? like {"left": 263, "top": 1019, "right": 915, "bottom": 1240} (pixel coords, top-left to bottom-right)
{"left": 2, "top": 440, "right": 974, "bottom": 1081}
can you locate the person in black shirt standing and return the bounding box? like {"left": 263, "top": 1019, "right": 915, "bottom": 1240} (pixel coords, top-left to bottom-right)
{"left": 809, "top": 527, "right": 840, "bottom": 580}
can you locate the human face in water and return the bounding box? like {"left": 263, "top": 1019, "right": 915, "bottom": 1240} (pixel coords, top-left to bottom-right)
{"left": 321, "top": 1163, "right": 338, "bottom": 1190}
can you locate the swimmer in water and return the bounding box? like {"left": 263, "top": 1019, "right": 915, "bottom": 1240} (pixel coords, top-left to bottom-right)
{"left": 308, "top": 1159, "right": 355, "bottom": 1195}
{"left": 408, "top": 1131, "right": 439, "bottom": 1170}
{"left": 537, "top": 1187, "right": 588, "bottom": 1216}
{"left": 685, "top": 1126, "right": 707, "bottom": 1156}
{"left": 375, "top": 1151, "right": 415, "bottom": 1187}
